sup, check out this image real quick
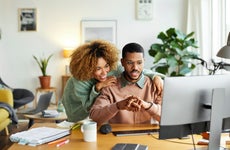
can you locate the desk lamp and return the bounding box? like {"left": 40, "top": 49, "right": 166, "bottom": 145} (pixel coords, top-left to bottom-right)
{"left": 216, "top": 32, "right": 230, "bottom": 71}
{"left": 62, "top": 49, "right": 73, "bottom": 75}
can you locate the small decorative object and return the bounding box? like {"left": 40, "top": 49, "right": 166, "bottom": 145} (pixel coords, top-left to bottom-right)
{"left": 33, "top": 54, "right": 53, "bottom": 89}
{"left": 148, "top": 28, "right": 200, "bottom": 76}
{"left": 136, "top": 0, "right": 153, "bottom": 20}
{"left": 18, "top": 8, "right": 37, "bottom": 32}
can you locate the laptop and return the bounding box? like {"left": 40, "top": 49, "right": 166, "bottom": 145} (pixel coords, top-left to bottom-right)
{"left": 18, "top": 92, "right": 53, "bottom": 115}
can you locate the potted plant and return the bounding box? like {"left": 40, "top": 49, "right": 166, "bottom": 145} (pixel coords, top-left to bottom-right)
{"left": 148, "top": 28, "right": 200, "bottom": 76}
{"left": 33, "top": 54, "right": 53, "bottom": 89}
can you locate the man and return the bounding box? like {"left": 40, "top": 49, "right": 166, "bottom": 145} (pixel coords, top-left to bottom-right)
{"left": 90, "top": 42, "right": 162, "bottom": 125}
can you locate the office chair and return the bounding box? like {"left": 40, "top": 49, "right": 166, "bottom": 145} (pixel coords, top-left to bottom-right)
{"left": 0, "top": 77, "right": 35, "bottom": 109}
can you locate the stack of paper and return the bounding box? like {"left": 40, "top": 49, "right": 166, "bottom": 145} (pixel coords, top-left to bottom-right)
{"left": 42, "top": 110, "right": 59, "bottom": 118}
{"left": 10, "top": 127, "right": 70, "bottom": 146}
{"left": 57, "top": 120, "right": 75, "bottom": 128}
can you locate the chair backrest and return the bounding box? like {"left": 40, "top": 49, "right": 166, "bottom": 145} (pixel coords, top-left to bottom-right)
{"left": 0, "top": 77, "right": 12, "bottom": 89}
{"left": 27, "top": 92, "right": 53, "bottom": 114}
{"left": 0, "top": 89, "right": 13, "bottom": 106}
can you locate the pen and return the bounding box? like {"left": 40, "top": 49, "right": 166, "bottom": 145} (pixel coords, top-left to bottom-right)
{"left": 48, "top": 138, "right": 67, "bottom": 145}
{"left": 56, "top": 139, "right": 69, "bottom": 147}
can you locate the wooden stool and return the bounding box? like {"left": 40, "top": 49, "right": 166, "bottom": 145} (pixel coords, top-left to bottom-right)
{"left": 34, "top": 87, "right": 58, "bottom": 107}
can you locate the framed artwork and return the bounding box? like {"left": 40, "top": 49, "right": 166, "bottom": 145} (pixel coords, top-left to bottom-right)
{"left": 81, "top": 20, "right": 117, "bottom": 45}
{"left": 18, "top": 8, "right": 37, "bottom": 31}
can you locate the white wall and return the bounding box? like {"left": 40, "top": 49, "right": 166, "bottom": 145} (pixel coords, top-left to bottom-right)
{"left": 0, "top": 0, "right": 187, "bottom": 98}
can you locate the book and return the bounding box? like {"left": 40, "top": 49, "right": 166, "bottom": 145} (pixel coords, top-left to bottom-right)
{"left": 42, "top": 110, "right": 59, "bottom": 118}
{"left": 9, "top": 127, "right": 70, "bottom": 146}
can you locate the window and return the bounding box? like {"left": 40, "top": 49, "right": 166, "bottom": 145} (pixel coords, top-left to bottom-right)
{"left": 225, "top": 0, "right": 230, "bottom": 36}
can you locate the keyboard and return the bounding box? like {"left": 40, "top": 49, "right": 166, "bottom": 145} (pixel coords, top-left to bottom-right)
{"left": 112, "top": 129, "right": 159, "bottom": 136}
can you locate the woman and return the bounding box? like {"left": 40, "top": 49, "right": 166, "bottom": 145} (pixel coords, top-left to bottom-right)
{"left": 62, "top": 40, "right": 163, "bottom": 122}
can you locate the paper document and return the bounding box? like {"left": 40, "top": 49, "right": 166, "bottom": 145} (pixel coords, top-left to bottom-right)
{"left": 10, "top": 127, "right": 70, "bottom": 146}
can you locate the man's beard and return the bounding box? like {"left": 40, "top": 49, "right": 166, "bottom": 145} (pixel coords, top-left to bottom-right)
{"left": 124, "top": 70, "right": 141, "bottom": 82}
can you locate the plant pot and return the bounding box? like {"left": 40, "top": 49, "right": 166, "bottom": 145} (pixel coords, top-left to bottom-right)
{"left": 39, "top": 76, "right": 51, "bottom": 89}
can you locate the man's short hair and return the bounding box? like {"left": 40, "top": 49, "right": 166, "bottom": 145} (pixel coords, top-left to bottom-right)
{"left": 122, "top": 43, "right": 145, "bottom": 58}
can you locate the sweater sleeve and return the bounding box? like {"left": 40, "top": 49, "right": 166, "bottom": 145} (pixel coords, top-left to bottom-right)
{"left": 75, "top": 80, "right": 100, "bottom": 112}
{"left": 90, "top": 89, "right": 119, "bottom": 125}
{"left": 146, "top": 103, "right": 161, "bottom": 122}
{"left": 62, "top": 78, "right": 100, "bottom": 122}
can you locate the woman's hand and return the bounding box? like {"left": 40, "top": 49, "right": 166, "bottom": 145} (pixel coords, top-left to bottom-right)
{"left": 95, "top": 76, "right": 117, "bottom": 92}
{"left": 152, "top": 76, "right": 163, "bottom": 104}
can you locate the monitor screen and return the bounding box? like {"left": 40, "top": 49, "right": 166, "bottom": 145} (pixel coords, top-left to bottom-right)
{"left": 159, "top": 75, "right": 230, "bottom": 142}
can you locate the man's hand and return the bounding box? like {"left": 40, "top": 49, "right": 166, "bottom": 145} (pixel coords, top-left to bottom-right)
{"left": 95, "top": 76, "right": 117, "bottom": 92}
{"left": 116, "top": 96, "right": 142, "bottom": 112}
{"left": 129, "top": 96, "right": 153, "bottom": 110}
{"left": 116, "top": 95, "right": 155, "bottom": 111}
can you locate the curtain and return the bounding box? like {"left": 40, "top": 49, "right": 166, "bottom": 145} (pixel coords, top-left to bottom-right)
{"left": 186, "top": 0, "right": 226, "bottom": 75}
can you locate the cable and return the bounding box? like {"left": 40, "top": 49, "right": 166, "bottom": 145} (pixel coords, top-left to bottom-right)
{"left": 149, "top": 133, "right": 195, "bottom": 145}
{"left": 189, "top": 124, "right": 196, "bottom": 150}
{"left": 190, "top": 133, "right": 196, "bottom": 150}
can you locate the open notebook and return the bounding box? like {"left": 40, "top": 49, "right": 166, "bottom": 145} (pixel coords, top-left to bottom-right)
{"left": 10, "top": 127, "right": 70, "bottom": 146}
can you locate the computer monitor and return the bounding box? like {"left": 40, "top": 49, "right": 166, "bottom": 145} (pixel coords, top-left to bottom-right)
{"left": 159, "top": 74, "right": 230, "bottom": 150}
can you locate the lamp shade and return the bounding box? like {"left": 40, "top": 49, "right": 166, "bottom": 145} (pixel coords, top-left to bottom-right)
{"left": 216, "top": 32, "right": 230, "bottom": 59}
{"left": 62, "top": 49, "right": 73, "bottom": 58}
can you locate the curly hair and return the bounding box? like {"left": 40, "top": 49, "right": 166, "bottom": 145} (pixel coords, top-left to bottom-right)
{"left": 70, "top": 40, "right": 120, "bottom": 80}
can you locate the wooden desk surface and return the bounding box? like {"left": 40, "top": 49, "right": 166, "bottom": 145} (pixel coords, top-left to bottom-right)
{"left": 8, "top": 123, "right": 230, "bottom": 150}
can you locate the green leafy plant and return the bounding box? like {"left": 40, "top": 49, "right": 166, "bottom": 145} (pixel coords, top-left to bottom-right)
{"left": 33, "top": 54, "right": 53, "bottom": 76}
{"left": 148, "top": 28, "right": 200, "bottom": 76}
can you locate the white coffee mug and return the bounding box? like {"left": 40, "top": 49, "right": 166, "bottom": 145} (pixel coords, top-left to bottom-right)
{"left": 81, "top": 121, "right": 97, "bottom": 142}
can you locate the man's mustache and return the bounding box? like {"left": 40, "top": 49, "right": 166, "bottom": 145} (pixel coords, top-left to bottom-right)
{"left": 131, "top": 70, "right": 139, "bottom": 73}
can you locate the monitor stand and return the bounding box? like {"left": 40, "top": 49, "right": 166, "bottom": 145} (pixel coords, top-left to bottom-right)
{"left": 199, "top": 88, "right": 226, "bottom": 150}
{"left": 208, "top": 88, "right": 225, "bottom": 150}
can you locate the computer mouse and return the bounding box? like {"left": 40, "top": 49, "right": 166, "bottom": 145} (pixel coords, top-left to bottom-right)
{"left": 99, "top": 124, "right": 112, "bottom": 134}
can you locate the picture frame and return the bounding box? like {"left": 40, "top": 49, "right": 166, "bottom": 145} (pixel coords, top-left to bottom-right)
{"left": 81, "top": 20, "right": 117, "bottom": 45}
{"left": 18, "top": 8, "right": 37, "bottom": 32}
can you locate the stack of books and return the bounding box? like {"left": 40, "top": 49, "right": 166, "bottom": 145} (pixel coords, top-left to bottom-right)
{"left": 42, "top": 110, "right": 59, "bottom": 118}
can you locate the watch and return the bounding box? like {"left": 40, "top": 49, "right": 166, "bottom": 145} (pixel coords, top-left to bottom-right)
{"left": 136, "top": 0, "right": 153, "bottom": 20}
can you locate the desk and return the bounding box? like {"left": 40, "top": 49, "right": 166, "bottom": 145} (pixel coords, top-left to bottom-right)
{"left": 35, "top": 87, "right": 58, "bottom": 106}
{"left": 8, "top": 123, "right": 230, "bottom": 150}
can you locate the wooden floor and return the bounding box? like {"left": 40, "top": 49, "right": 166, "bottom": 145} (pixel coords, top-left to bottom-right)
{"left": 0, "top": 122, "right": 28, "bottom": 150}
